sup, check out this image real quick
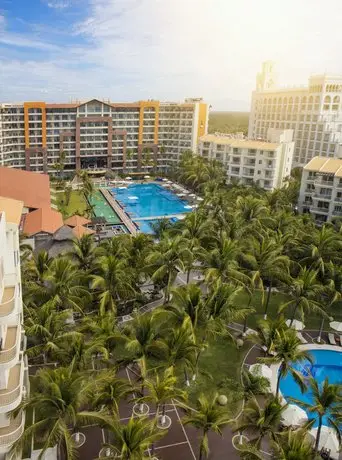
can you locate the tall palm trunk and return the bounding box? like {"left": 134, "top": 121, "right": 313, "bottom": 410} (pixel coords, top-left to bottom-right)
{"left": 317, "top": 317, "right": 325, "bottom": 343}
{"left": 276, "top": 363, "right": 284, "bottom": 397}
{"left": 263, "top": 282, "right": 272, "bottom": 319}
{"left": 290, "top": 300, "right": 301, "bottom": 326}
{"left": 243, "top": 296, "right": 252, "bottom": 335}
{"left": 314, "top": 415, "right": 323, "bottom": 452}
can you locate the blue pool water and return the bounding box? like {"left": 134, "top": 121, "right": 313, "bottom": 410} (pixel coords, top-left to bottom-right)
{"left": 111, "top": 184, "right": 191, "bottom": 220}
{"left": 280, "top": 349, "right": 342, "bottom": 426}
{"left": 135, "top": 218, "right": 178, "bottom": 234}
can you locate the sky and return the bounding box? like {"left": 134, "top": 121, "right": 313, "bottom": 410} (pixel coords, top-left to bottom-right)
{"left": 1, "top": 0, "right": 342, "bottom": 111}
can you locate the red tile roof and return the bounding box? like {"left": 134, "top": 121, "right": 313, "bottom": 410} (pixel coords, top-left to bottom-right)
{"left": 72, "top": 225, "right": 95, "bottom": 238}
{"left": 64, "top": 215, "right": 91, "bottom": 227}
{"left": 23, "top": 207, "right": 63, "bottom": 236}
{"left": 0, "top": 167, "right": 51, "bottom": 210}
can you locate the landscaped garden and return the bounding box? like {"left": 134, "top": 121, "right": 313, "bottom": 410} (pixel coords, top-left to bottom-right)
{"left": 16, "top": 153, "right": 342, "bottom": 459}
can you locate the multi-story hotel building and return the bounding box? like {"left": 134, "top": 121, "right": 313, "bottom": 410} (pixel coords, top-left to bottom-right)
{"left": 298, "top": 156, "right": 342, "bottom": 224}
{"left": 0, "top": 98, "right": 208, "bottom": 174}
{"left": 198, "top": 128, "right": 294, "bottom": 190}
{"left": 248, "top": 62, "right": 342, "bottom": 168}
{"left": 0, "top": 197, "right": 28, "bottom": 460}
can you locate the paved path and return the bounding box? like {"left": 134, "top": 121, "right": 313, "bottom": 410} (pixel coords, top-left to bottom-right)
{"left": 101, "top": 189, "right": 137, "bottom": 235}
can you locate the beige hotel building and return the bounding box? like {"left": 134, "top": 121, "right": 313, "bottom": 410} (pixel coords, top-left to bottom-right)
{"left": 249, "top": 62, "right": 342, "bottom": 168}
{"left": 0, "top": 98, "right": 208, "bottom": 174}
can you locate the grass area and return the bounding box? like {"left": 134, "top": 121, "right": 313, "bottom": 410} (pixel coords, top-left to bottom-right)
{"left": 235, "top": 290, "right": 342, "bottom": 331}
{"left": 208, "top": 111, "right": 249, "bottom": 135}
{"left": 186, "top": 336, "right": 247, "bottom": 415}
{"left": 55, "top": 190, "right": 88, "bottom": 218}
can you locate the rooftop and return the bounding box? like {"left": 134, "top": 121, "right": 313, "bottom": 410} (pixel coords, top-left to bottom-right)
{"left": 23, "top": 207, "right": 63, "bottom": 236}
{"left": 64, "top": 215, "right": 91, "bottom": 227}
{"left": 199, "top": 134, "right": 279, "bottom": 151}
{"left": 0, "top": 197, "right": 24, "bottom": 225}
{"left": 0, "top": 167, "right": 50, "bottom": 210}
{"left": 304, "top": 157, "right": 342, "bottom": 177}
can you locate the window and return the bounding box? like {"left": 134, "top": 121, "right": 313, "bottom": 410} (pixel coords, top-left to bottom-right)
{"left": 259, "top": 159, "right": 262, "bottom": 164}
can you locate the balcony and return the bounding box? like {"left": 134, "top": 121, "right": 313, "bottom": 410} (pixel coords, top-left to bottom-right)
{"left": 333, "top": 210, "right": 342, "bottom": 217}
{"left": 0, "top": 287, "right": 16, "bottom": 322}
{"left": 312, "top": 194, "right": 332, "bottom": 201}
{"left": 0, "top": 362, "right": 24, "bottom": 413}
{"left": 334, "top": 196, "right": 342, "bottom": 203}
{"left": 310, "top": 207, "right": 329, "bottom": 214}
{"left": 0, "top": 412, "right": 25, "bottom": 450}
{"left": 0, "top": 326, "right": 20, "bottom": 367}
{"left": 314, "top": 178, "right": 334, "bottom": 187}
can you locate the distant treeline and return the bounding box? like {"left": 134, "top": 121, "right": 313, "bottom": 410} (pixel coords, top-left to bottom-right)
{"left": 208, "top": 111, "right": 249, "bottom": 135}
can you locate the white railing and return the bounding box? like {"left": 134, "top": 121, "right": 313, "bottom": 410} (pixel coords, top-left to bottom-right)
{"left": 0, "top": 383, "right": 21, "bottom": 407}
{"left": 0, "top": 287, "right": 16, "bottom": 318}
{"left": 0, "top": 412, "right": 25, "bottom": 448}
{"left": 0, "top": 328, "right": 20, "bottom": 364}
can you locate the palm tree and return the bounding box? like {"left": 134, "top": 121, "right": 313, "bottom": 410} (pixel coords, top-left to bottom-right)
{"left": 317, "top": 283, "right": 340, "bottom": 343}
{"left": 80, "top": 312, "right": 122, "bottom": 355}
{"left": 239, "top": 236, "right": 290, "bottom": 318}
{"left": 150, "top": 218, "right": 173, "bottom": 239}
{"left": 155, "top": 317, "right": 197, "bottom": 386}
{"left": 270, "top": 427, "right": 316, "bottom": 460}
{"left": 280, "top": 268, "right": 325, "bottom": 325}
{"left": 68, "top": 233, "right": 96, "bottom": 272}
{"left": 12, "top": 363, "right": 110, "bottom": 460}
{"left": 138, "top": 368, "right": 186, "bottom": 426}
{"left": 241, "top": 369, "right": 270, "bottom": 400}
{"left": 101, "top": 416, "right": 166, "bottom": 459}
{"left": 291, "top": 378, "right": 342, "bottom": 453}
{"left": 199, "top": 234, "right": 246, "bottom": 285}
{"left": 249, "top": 316, "right": 287, "bottom": 356}
{"left": 92, "top": 255, "right": 136, "bottom": 315}
{"left": 182, "top": 393, "right": 231, "bottom": 460}
{"left": 234, "top": 396, "right": 285, "bottom": 448}
{"left": 25, "top": 250, "right": 52, "bottom": 286}
{"left": 57, "top": 333, "right": 109, "bottom": 370}
{"left": 31, "top": 257, "right": 91, "bottom": 313}
{"left": 147, "top": 236, "right": 188, "bottom": 302}
{"left": 25, "top": 301, "right": 81, "bottom": 363}
{"left": 260, "top": 328, "right": 313, "bottom": 397}
{"left": 93, "top": 370, "right": 133, "bottom": 414}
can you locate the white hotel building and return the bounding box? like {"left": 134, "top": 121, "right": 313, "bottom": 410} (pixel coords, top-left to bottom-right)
{"left": 248, "top": 62, "right": 342, "bottom": 167}
{"left": 0, "top": 98, "right": 208, "bottom": 174}
{"left": 0, "top": 198, "right": 28, "bottom": 460}
{"left": 298, "top": 156, "right": 342, "bottom": 224}
{"left": 198, "top": 128, "right": 294, "bottom": 190}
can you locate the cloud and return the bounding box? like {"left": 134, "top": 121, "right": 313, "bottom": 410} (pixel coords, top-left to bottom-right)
{"left": 45, "top": 1, "right": 70, "bottom": 9}
{"left": 1, "top": 0, "right": 342, "bottom": 110}
{"left": 0, "top": 33, "right": 61, "bottom": 51}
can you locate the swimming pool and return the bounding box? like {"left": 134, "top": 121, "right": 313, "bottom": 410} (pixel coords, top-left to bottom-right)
{"left": 111, "top": 184, "right": 191, "bottom": 220}
{"left": 279, "top": 349, "right": 342, "bottom": 426}
{"left": 135, "top": 217, "right": 178, "bottom": 234}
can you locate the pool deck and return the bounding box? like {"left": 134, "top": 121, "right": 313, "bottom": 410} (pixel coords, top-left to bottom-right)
{"left": 134, "top": 214, "right": 185, "bottom": 221}
{"left": 101, "top": 189, "right": 137, "bottom": 235}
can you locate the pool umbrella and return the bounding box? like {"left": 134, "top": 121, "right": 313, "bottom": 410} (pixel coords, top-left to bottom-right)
{"left": 144, "top": 175, "right": 151, "bottom": 179}
{"left": 329, "top": 321, "right": 342, "bottom": 332}
{"left": 125, "top": 176, "right": 132, "bottom": 180}
{"left": 281, "top": 404, "right": 308, "bottom": 427}
{"left": 197, "top": 197, "right": 204, "bottom": 201}
{"left": 285, "top": 319, "right": 305, "bottom": 330}
{"left": 162, "top": 178, "right": 168, "bottom": 182}
{"left": 309, "top": 426, "right": 340, "bottom": 459}
{"left": 189, "top": 194, "right": 196, "bottom": 197}
{"left": 249, "top": 363, "right": 272, "bottom": 382}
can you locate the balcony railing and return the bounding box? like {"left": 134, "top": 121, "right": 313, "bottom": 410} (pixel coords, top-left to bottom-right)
{"left": 310, "top": 207, "right": 329, "bottom": 214}
{"left": 312, "top": 194, "right": 332, "bottom": 201}
{"left": 0, "top": 286, "right": 16, "bottom": 318}
{"left": 0, "top": 412, "right": 25, "bottom": 448}
{"left": 0, "top": 326, "right": 19, "bottom": 364}
{"left": 314, "top": 178, "right": 334, "bottom": 187}
{"left": 0, "top": 363, "right": 23, "bottom": 409}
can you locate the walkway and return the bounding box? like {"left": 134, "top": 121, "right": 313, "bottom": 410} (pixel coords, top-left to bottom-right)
{"left": 101, "top": 189, "right": 137, "bottom": 235}
{"left": 134, "top": 214, "right": 186, "bottom": 221}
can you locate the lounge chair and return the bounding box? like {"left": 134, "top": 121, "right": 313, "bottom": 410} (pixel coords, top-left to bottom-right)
{"left": 340, "top": 336, "right": 342, "bottom": 346}
{"left": 328, "top": 333, "right": 337, "bottom": 345}
{"left": 296, "top": 332, "right": 308, "bottom": 344}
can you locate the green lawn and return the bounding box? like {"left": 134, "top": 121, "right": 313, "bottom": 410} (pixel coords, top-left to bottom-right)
{"left": 235, "top": 290, "right": 342, "bottom": 331}
{"left": 55, "top": 190, "right": 88, "bottom": 217}
{"left": 185, "top": 336, "right": 247, "bottom": 415}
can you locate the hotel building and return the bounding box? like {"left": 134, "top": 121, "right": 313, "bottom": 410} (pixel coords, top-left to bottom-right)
{"left": 198, "top": 128, "right": 294, "bottom": 190}
{"left": 248, "top": 62, "right": 342, "bottom": 167}
{"left": 0, "top": 98, "right": 208, "bottom": 174}
{"left": 298, "top": 156, "right": 342, "bottom": 224}
{"left": 0, "top": 197, "right": 28, "bottom": 460}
